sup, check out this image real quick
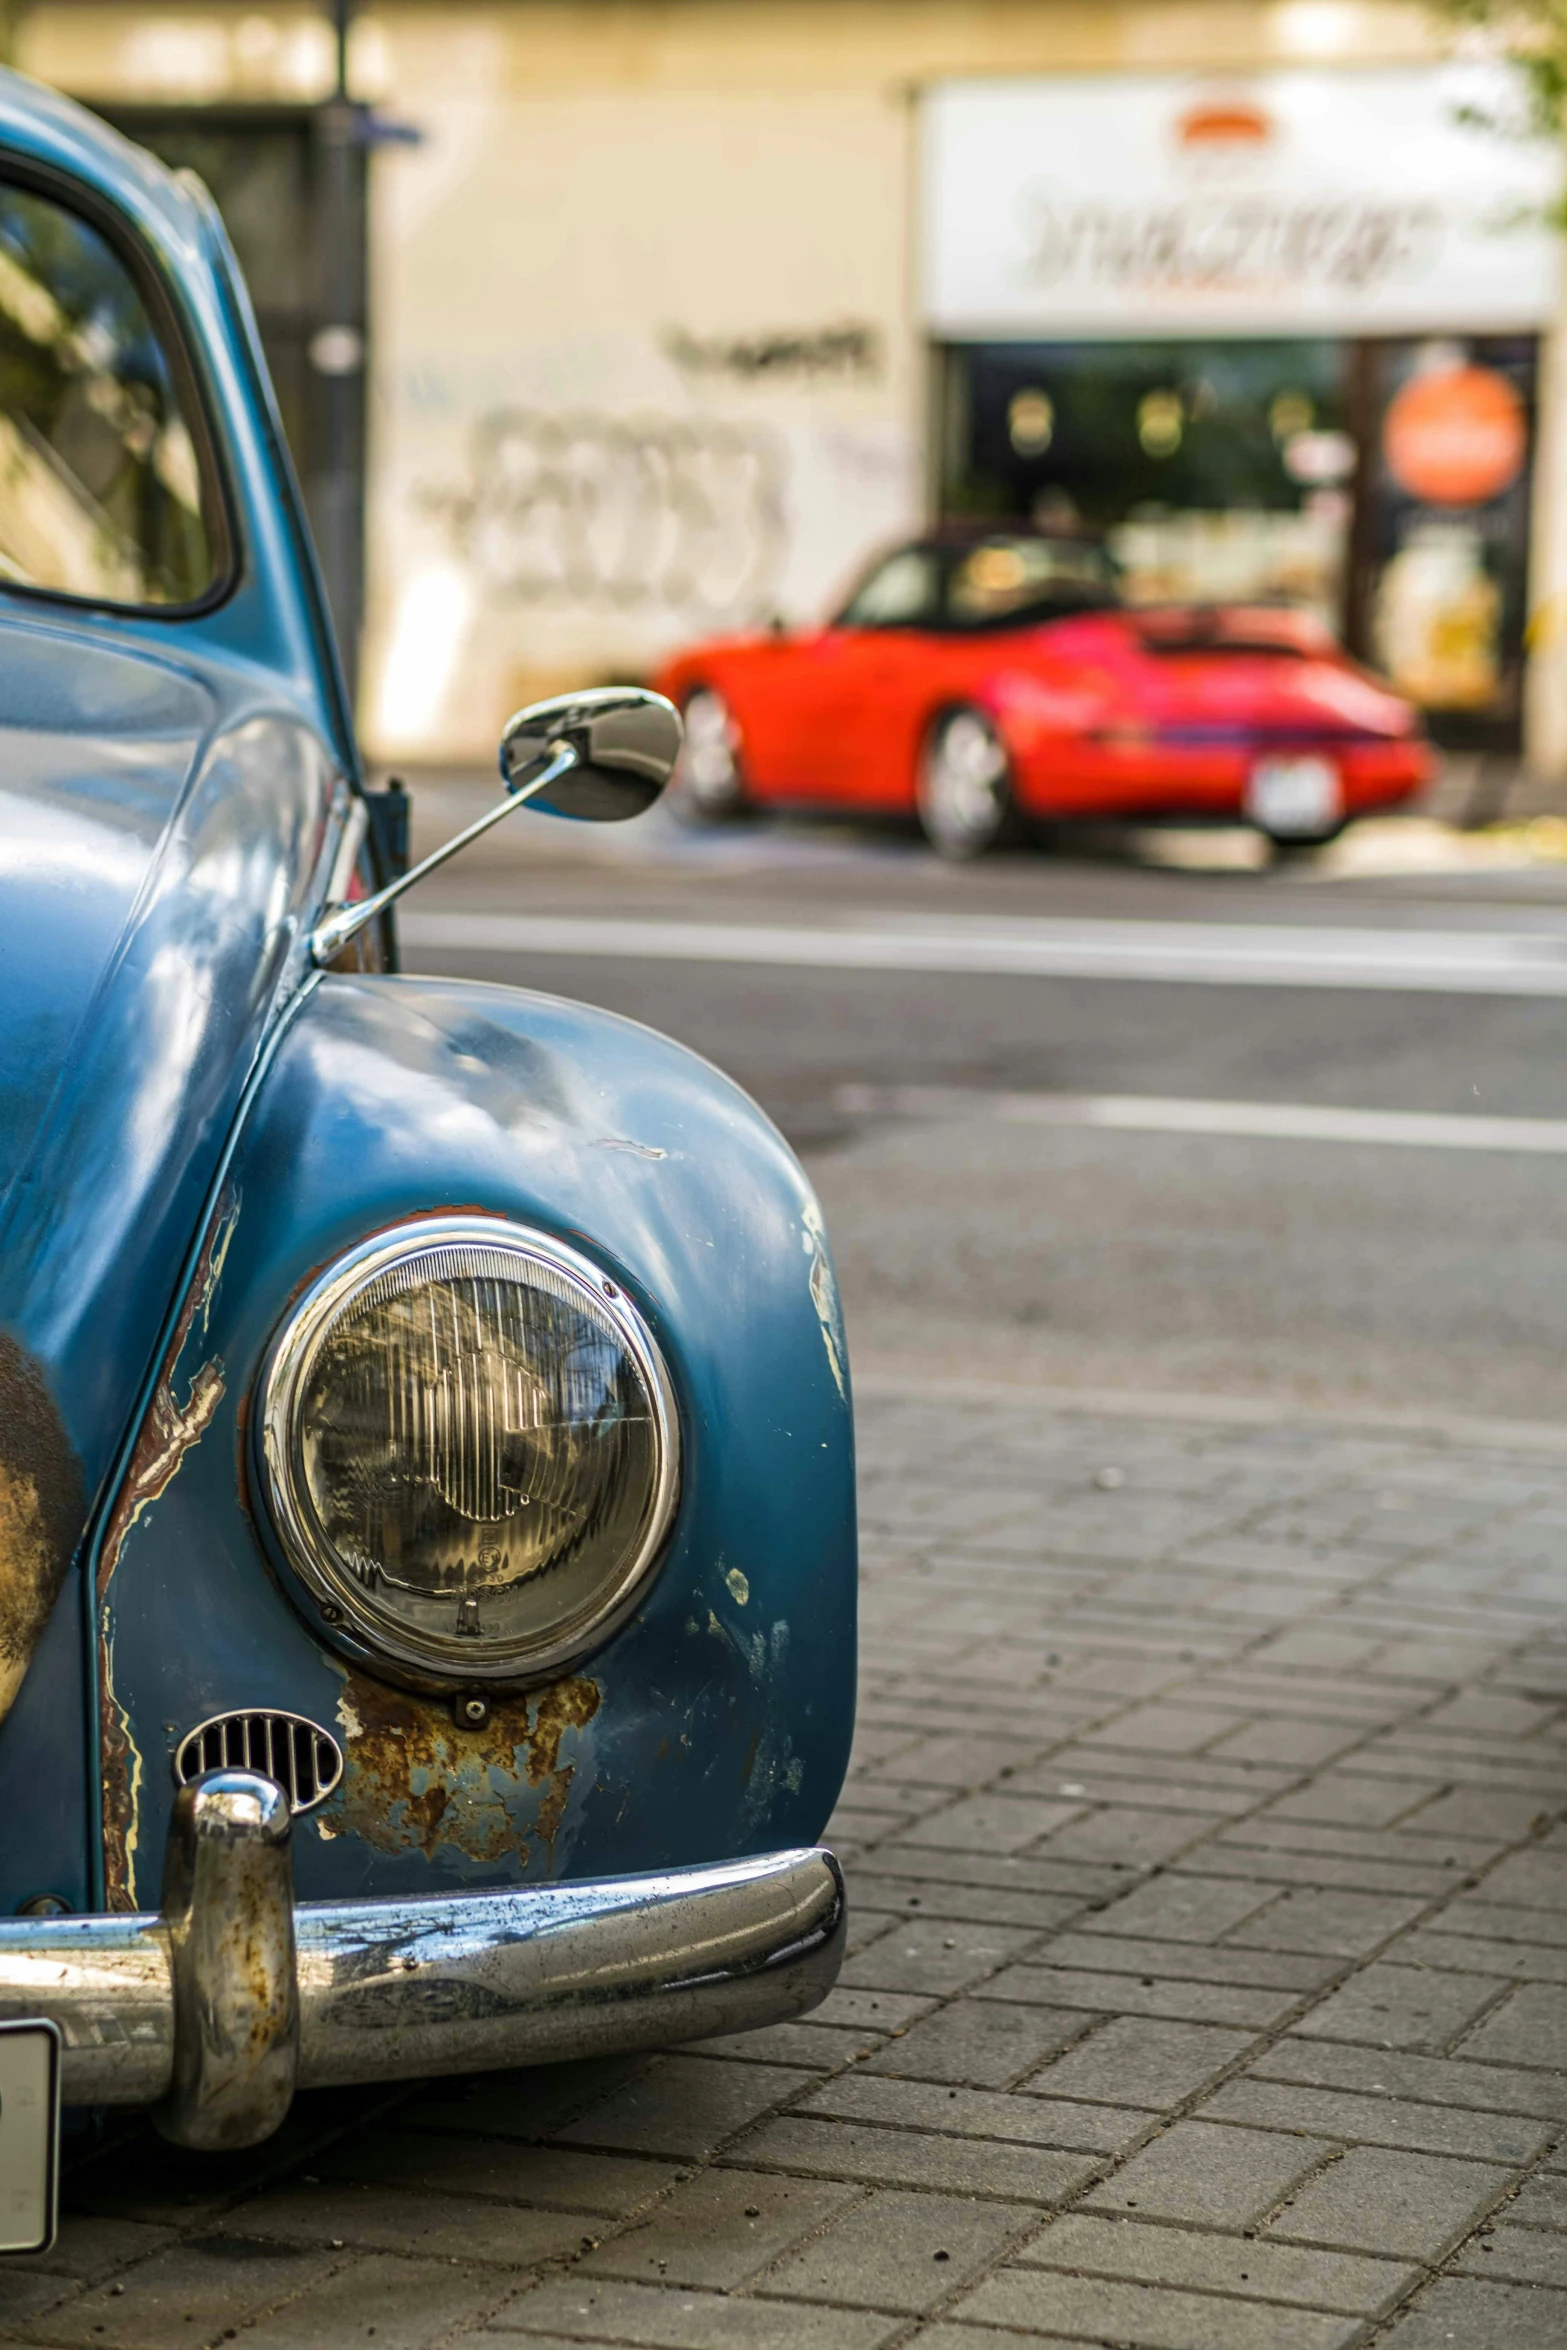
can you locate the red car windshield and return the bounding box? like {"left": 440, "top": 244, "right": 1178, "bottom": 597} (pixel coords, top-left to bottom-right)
{"left": 837, "top": 535, "right": 1120, "bottom": 633}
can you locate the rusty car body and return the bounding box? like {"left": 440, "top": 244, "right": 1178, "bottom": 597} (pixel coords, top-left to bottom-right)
{"left": 0, "top": 70, "right": 852, "bottom": 2166}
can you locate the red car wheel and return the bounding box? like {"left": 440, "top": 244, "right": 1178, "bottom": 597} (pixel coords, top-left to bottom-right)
{"left": 917, "top": 706, "right": 1020, "bottom": 860}
{"left": 673, "top": 687, "right": 749, "bottom": 823}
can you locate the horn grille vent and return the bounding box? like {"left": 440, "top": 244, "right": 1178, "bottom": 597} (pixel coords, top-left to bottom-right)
{"left": 174, "top": 1710, "right": 343, "bottom": 1814}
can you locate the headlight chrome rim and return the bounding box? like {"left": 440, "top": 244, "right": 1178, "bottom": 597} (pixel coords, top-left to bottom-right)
{"left": 257, "top": 1216, "right": 680, "bottom": 1687}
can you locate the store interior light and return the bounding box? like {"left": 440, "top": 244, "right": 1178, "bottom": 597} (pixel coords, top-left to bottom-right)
{"left": 1270, "top": 390, "right": 1315, "bottom": 441}
{"left": 1137, "top": 391, "right": 1183, "bottom": 458}
{"left": 1008, "top": 387, "right": 1054, "bottom": 456}
{"left": 1284, "top": 429, "right": 1357, "bottom": 486}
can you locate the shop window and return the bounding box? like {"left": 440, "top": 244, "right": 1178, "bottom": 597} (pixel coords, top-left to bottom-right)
{"left": 937, "top": 334, "right": 1534, "bottom": 748}
{"left": 939, "top": 338, "right": 1350, "bottom": 633}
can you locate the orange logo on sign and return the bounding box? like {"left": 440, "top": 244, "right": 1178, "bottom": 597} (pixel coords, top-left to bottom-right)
{"left": 1176, "top": 100, "right": 1272, "bottom": 147}
{"left": 1383, "top": 365, "right": 1527, "bottom": 507}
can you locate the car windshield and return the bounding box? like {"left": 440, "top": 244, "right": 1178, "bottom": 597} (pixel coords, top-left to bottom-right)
{"left": 838, "top": 535, "right": 1119, "bottom": 631}
{"left": 0, "top": 182, "right": 218, "bottom": 607}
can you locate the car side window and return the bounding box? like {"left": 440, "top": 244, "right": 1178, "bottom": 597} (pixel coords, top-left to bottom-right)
{"left": 948, "top": 538, "right": 1118, "bottom": 625}
{"left": 0, "top": 178, "right": 218, "bottom": 607}
{"left": 839, "top": 548, "right": 941, "bottom": 629}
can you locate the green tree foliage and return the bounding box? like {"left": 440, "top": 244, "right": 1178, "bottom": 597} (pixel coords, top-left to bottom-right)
{"left": 1433, "top": 2, "right": 1567, "bottom": 221}
{"left": 1428, "top": 1, "right": 1567, "bottom": 224}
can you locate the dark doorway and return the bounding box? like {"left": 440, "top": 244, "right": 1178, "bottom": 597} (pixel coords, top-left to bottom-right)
{"left": 98, "top": 104, "right": 368, "bottom": 693}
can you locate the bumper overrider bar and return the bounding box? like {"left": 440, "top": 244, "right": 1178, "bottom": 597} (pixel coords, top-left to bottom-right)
{"left": 0, "top": 1771, "right": 846, "bottom": 2149}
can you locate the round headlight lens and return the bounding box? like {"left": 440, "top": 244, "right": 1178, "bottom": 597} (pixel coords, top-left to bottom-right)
{"left": 259, "top": 1220, "right": 679, "bottom": 1682}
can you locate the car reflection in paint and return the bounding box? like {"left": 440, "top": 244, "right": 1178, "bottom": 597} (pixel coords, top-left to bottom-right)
{"left": 0, "top": 69, "right": 852, "bottom": 2160}
{"left": 655, "top": 526, "right": 1435, "bottom": 859}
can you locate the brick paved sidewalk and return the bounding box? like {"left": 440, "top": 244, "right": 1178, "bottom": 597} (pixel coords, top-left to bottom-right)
{"left": 8, "top": 1385, "right": 1567, "bottom": 2348}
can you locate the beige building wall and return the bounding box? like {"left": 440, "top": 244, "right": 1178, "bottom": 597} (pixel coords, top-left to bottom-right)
{"left": 30, "top": 1, "right": 1565, "bottom": 777}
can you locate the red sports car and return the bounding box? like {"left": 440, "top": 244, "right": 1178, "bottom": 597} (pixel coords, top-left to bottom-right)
{"left": 654, "top": 529, "right": 1434, "bottom": 858}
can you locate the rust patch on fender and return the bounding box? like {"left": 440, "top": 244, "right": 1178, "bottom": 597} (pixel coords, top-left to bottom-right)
{"left": 98, "top": 1622, "right": 145, "bottom": 1912}
{"left": 0, "top": 1334, "right": 85, "bottom": 1727}
{"left": 97, "top": 1197, "right": 235, "bottom": 1605}
{"left": 96, "top": 1358, "right": 223, "bottom": 1604}
{"left": 327, "top": 1671, "right": 601, "bottom": 1869}
{"left": 98, "top": 1196, "right": 234, "bottom": 1907}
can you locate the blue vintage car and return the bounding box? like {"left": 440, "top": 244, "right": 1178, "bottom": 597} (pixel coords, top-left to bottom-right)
{"left": 0, "top": 69, "right": 853, "bottom": 2209}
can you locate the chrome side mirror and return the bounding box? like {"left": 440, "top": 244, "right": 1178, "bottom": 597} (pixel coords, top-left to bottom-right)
{"left": 311, "top": 687, "right": 682, "bottom": 967}
{"left": 500, "top": 687, "right": 682, "bottom": 821}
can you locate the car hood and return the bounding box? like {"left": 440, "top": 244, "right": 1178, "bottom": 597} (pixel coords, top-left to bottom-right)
{"left": 0, "top": 607, "right": 335, "bottom": 1717}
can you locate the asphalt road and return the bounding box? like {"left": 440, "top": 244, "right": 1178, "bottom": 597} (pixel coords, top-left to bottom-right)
{"left": 398, "top": 786, "right": 1567, "bottom": 1427}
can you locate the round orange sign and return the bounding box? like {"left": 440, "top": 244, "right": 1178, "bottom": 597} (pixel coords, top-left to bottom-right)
{"left": 1384, "top": 365, "right": 1526, "bottom": 507}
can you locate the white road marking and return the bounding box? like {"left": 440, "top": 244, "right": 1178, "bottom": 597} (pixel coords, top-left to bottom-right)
{"left": 399, "top": 909, "right": 1567, "bottom": 996}
{"left": 834, "top": 1084, "right": 1567, "bottom": 1156}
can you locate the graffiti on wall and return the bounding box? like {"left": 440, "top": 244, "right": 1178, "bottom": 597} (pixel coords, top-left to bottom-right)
{"left": 660, "top": 320, "right": 883, "bottom": 384}
{"left": 427, "top": 408, "right": 789, "bottom": 625}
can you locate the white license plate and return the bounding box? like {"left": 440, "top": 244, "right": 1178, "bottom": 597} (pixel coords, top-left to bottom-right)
{"left": 1244, "top": 755, "right": 1343, "bottom": 837}
{"left": 0, "top": 2022, "right": 60, "bottom": 2256}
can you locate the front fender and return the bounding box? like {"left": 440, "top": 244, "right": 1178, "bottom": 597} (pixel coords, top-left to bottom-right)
{"left": 95, "top": 975, "right": 856, "bottom": 1910}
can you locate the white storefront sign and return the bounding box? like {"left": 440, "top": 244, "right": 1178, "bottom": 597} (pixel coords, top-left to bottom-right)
{"left": 922, "top": 66, "right": 1562, "bottom": 339}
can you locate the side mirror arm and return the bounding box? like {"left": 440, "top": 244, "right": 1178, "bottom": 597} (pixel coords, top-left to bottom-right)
{"left": 310, "top": 741, "right": 577, "bottom": 969}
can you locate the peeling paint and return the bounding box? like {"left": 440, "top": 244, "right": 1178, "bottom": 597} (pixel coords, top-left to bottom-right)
{"left": 702, "top": 1590, "right": 801, "bottom": 1823}
{"left": 801, "top": 1199, "right": 847, "bottom": 1398}
{"left": 0, "top": 1333, "right": 85, "bottom": 1729}
{"left": 724, "top": 1566, "right": 750, "bottom": 1606}
{"left": 324, "top": 1670, "right": 601, "bottom": 1869}
{"left": 198, "top": 1196, "right": 241, "bottom": 1340}
{"left": 597, "top": 1136, "right": 668, "bottom": 1161}
{"left": 101, "top": 1360, "right": 224, "bottom": 1591}
{"left": 97, "top": 1203, "right": 232, "bottom": 1608}
{"left": 98, "top": 1197, "right": 233, "bottom": 1904}
{"left": 98, "top": 1615, "right": 145, "bottom": 1911}
{"left": 729, "top": 1609, "right": 804, "bottom": 1838}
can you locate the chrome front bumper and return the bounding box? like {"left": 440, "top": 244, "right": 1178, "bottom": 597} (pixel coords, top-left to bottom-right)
{"left": 0, "top": 1771, "right": 845, "bottom": 2150}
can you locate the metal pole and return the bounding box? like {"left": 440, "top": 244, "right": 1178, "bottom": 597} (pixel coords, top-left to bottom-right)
{"left": 333, "top": 0, "right": 351, "bottom": 100}
{"left": 313, "top": 0, "right": 367, "bottom": 706}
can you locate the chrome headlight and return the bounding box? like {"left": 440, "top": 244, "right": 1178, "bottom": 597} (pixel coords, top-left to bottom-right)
{"left": 258, "top": 1218, "right": 679, "bottom": 1684}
